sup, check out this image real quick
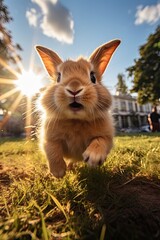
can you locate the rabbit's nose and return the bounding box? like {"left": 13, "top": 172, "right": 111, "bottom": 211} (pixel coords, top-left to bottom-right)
{"left": 66, "top": 88, "right": 83, "bottom": 96}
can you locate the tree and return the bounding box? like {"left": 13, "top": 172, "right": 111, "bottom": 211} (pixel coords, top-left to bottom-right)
{"left": 0, "top": 0, "right": 22, "bottom": 69}
{"left": 115, "top": 73, "right": 128, "bottom": 95}
{"left": 0, "top": 0, "right": 22, "bottom": 109}
{"left": 127, "top": 26, "right": 160, "bottom": 104}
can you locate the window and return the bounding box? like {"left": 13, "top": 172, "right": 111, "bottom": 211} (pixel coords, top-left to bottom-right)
{"left": 135, "top": 103, "right": 138, "bottom": 112}
{"left": 121, "top": 101, "right": 126, "bottom": 111}
{"left": 113, "top": 100, "right": 119, "bottom": 113}
{"left": 139, "top": 105, "right": 143, "bottom": 112}
{"left": 121, "top": 116, "right": 129, "bottom": 128}
{"left": 128, "top": 102, "right": 133, "bottom": 111}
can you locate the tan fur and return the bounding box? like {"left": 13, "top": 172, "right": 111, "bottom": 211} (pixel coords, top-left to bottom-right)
{"left": 36, "top": 40, "right": 121, "bottom": 178}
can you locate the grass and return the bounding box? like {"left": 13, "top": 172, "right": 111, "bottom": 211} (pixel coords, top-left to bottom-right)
{"left": 0, "top": 133, "right": 160, "bottom": 240}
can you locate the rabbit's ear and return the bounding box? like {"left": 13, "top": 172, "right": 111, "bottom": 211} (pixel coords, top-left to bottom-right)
{"left": 89, "top": 40, "right": 121, "bottom": 76}
{"left": 35, "top": 46, "right": 63, "bottom": 78}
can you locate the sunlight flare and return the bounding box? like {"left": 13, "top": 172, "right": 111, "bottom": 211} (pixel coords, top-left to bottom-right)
{"left": 15, "top": 70, "right": 43, "bottom": 97}
{"left": 25, "top": 97, "right": 32, "bottom": 139}
{"left": 0, "top": 87, "right": 19, "bottom": 101}
{"left": 8, "top": 44, "right": 24, "bottom": 73}
{"left": 0, "top": 78, "right": 16, "bottom": 84}
{"left": 0, "top": 57, "right": 19, "bottom": 78}
{"left": 0, "top": 51, "right": 45, "bottom": 138}
{"left": 0, "top": 92, "right": 23, "bottom": 128}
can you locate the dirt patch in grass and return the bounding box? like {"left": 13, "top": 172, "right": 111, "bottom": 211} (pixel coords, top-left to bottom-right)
{"left": 0, "top": 163, "right": 12, "bottom": 187}
{"left": 117, "top": 177, "right": 160, "bottom": 208}
{"left": 106, "top": 177, "right": 160, "bottom": 240}
{"left": 0, "top": 163, "right": 30, "bottom": 188}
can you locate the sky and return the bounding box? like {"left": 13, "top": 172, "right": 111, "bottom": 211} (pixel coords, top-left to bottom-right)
{"left": 4, "top": 0, "right": 160, "bottom": 94}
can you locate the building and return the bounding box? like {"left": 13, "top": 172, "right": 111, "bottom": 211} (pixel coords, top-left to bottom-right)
{"left": 112, "top": 93, "right": 152, "bottom": 129}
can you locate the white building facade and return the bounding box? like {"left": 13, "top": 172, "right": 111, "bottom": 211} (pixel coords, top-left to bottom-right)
{"left": 112, "top": 94, "right": 152, "bottom": 129}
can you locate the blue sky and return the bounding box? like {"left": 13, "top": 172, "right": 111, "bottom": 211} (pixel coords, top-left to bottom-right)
{"left": 5, "top": 0, "right": 160, "bottom": 93}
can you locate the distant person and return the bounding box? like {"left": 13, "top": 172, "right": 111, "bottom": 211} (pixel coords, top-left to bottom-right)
{"left": 148, "top": 106, "right": 160, "bottom": 132}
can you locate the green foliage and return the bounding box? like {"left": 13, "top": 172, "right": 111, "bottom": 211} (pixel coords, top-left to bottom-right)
{"left": 0, "top": 0, "right": 22, "bottom": 112}
{"left": 0, "top": 0, "right": 22, "bottom": 67}
{"left": 115, "top": 73, "right": 128, "bottom": 95}
{"left": 127, "top": 26, "right": 160, "bottom": 104}
{"left": 0, "top": 135, "right": 160, "bottom": 239}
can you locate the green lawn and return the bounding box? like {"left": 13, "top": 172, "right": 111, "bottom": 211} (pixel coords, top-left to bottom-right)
{"left": 0, "top": 134, "right": 160, "bottom": 240}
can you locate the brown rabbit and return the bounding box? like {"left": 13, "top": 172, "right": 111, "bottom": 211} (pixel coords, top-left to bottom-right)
{"left": 36, "top": 40, "right": 121, "bottom": 178}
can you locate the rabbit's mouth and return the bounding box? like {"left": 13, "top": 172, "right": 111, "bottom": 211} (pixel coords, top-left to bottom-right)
{"left": 69, "top": 102, "right": 83, "bottom": 111}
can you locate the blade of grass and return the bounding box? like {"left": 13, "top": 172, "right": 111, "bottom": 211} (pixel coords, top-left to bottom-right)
{"left": 45, "top": 191, "right": 68, "bottom": 222}
{"left": 2, "top": 195, "right": 10, "bottom": 217}
{"left": 99, "top": 224, "right": 106, "bottom": 240}
{"left": 33, "top": 201, "right": 49, "bottom": 240}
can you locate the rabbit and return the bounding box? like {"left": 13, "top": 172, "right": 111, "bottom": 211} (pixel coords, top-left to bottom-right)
{"left": 36, "top": 39, "right": 121, "bottom": 178}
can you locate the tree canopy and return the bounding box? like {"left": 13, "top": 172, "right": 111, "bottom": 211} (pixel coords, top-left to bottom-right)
{"left": 127, "top": 26, "right": 160, "bottom": 104}
{"left": 115, "top": 73, "right": 128, "bottom": 95}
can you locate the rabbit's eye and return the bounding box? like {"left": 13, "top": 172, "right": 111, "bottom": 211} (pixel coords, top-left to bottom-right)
{"left": 57, "top": 72, "right": 61, "bottom": 83}
{"left": 90, "top": 71, "right": 96, "bottom": 84}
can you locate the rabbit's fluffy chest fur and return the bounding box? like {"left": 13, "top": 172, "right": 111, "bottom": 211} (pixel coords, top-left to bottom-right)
{"left": 44, "top": 117, "right": 113, "bottom": 161}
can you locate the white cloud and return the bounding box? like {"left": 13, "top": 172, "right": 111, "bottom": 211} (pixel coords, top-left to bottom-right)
{"left": 135, "top": 3, "right": 160, "bottom": 25}
{"left": 26, "top": 8, "right": 38, "bottom": 27}
{"left": 26, "top": 0, "right": 74, "bottom": 44}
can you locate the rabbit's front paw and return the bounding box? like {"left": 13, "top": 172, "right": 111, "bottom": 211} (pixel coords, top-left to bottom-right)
{"left": 49, "top": 159, "right": 66, "bottom": 178}
{"left": 82, "top": 148, "right": 107, "bottom": 167}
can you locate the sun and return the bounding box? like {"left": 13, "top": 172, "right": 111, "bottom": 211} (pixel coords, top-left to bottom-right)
{"left": 15, "top": 70, "right": 43, "bottom": 98}
{"left": 0, "top": 51, "right": 46, "bottom": 138}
